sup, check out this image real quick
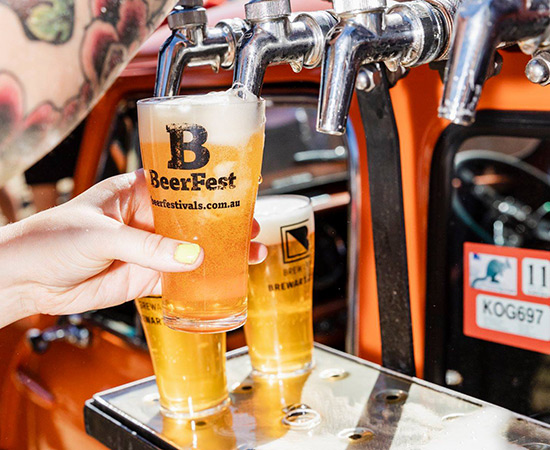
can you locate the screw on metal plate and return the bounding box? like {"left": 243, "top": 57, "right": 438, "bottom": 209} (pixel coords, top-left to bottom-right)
{"left": 523, "top": 444, "right": 550, "bottom": 450}
{"left": 442, "top": 413, "right": 467, "bottom": 421}
{"left": 282, "top": 405, "right": 321, "bottom": 430}
{"left": 231, "top": 383, "right": 254, "bottom": 394}
{"left": 319, "top": 368, "right": 348, "bottom": 381}
{"left": 337, "top": 427, "right": 375, "bottom": 443}
{"left": 142, "top": 393, "right": 160, "bottom": 403}
{"left": 282, "top": 403, "right": 312, "bottom": 414}
{"left": 375, "top": 389, "right": 408, "bottom": 404}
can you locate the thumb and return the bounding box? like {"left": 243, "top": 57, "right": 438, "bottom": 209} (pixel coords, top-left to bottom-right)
{"left": 106, "top": 224, "right": 203, "bottom": 272}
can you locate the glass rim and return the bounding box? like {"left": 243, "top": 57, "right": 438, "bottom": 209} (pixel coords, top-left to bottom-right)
{"left": 256, "top": 194, "right": 312, "bottom": 209}
{"left": 254, "top": 194, "right": 313, "bottom": 221}
{"left": 136, "top": 92, "right": 265, "bottom": 107}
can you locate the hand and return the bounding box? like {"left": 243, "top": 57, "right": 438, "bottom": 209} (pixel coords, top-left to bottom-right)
{"left": 0, "top": 170, "right": 267, "bottom": 327}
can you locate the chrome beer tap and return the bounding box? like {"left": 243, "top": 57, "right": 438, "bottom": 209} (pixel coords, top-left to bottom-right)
{"left": 317, "top": 0, "right": 459, "bottom": 135}
{"left": 232, "top": 0, "right": 338, "bottom": 96}
{"left": 440, "top": 0, "right": 550, "bottom": 125}
{"left": 154, "top": 0, "right": 249, "bottom": 97}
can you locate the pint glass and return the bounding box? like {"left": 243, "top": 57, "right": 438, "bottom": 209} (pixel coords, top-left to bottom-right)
{"left": 245, "top": 195, "right": 315, "bottom": 376}
{"left": 137, "top": 91, "right": 265, "bottom": 332}
{"left": 135, "top": 296, "right": 229, "bottom": 418}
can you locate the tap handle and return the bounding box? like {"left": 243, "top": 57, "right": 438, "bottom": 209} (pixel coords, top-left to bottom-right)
{"left": 176, "top": 0, "right": 203, "bottom": 6}
{"left": 168, "top": 0, "right": 207, "bottom": 29}
{"left": 332, "top": 0, "right": 386, "bottom": 15}
{"left": 245, "top": 0, "right": 291, "bottom": 21}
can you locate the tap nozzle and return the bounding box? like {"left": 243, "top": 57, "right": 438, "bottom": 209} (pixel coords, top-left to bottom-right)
{"left": 439, "top": 0, "right": 550, "bottom": 125}
{"left": 154, "top": 1, "right": 249, "bottom": 97}
{"left": 317, "top": 0, "right": 452, "bottom": 135}
{"left": 233, "top": 0, "right": 338, "bottom": 96}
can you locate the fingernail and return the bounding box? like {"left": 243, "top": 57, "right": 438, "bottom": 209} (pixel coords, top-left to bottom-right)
{"left": 174, "top": 243, "right": 201, "bottom": 264}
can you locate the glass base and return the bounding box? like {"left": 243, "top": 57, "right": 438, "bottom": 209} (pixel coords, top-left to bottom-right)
{"left": 251, "top": 360, "right": 314, "bottom": 379}
{"left": 160, "top": 396, "right": 231, "bottom": 420}
{"left": 163, "top": 310, "right": 247, "bottom": 333}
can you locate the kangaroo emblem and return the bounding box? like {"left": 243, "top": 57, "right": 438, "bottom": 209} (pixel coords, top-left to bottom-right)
{"left": 472, "top": 258, "right": 511, "bottom": 287}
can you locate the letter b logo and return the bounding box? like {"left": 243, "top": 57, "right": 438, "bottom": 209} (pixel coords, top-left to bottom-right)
{"left": 166, "top": 123, "right": 210, "bottom": 170}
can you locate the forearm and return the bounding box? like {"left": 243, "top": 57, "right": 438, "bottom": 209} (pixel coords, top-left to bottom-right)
{"left": 0, "top": 0, "right": 177, "bottom": 186}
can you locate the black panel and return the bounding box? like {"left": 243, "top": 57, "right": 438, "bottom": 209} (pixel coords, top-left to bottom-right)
{"left": 425, "top": 110, "right": 550, "bottom": 420}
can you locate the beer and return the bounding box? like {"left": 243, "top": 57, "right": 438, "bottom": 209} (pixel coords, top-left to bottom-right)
{"left": 135, "top": 296, "right": 229, "bottom": 418}
{"left": 251, "top": 373, "right": 310, "bottom": 439}
{"left": 245, "top": 195, "right": 315, "bottom": 376}
{"left": 137, "top": 90, "right": 265, "bottom": 332}
{"left": 162, "top": 409, "right": 237, "bottom": 450}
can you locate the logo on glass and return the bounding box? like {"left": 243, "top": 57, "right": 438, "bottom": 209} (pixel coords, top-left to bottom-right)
{"left": 280, "top": 220, "right": 310, "bottom": 264}
{"left": 166, "top": 123, "right": 210, "bottom": 170}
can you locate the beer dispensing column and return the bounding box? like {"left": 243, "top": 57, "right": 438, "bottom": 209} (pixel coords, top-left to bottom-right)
{"left": 316, "top": 0, "right": 459, "bottom": 375}
{"left": 154, "top": 0, "right": 249, "bottom": 97}
{"left": 440, "top": 0, "right": 550, "bottom": 124}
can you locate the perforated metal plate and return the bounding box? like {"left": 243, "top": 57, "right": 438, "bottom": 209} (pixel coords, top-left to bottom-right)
{"left": 85, "top": 344, "right": 550, "bottom": 449}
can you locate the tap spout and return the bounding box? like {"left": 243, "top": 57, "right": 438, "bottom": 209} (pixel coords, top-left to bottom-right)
{"left": 317, "top": 11, "right": 415, "bottom": 135}
{"left": 154, "top": 1, "right": 248, "bottom": 97}
{"left": 439, "top": 0, "right": 550, "bottom": 125}
{"left": 233, "top": 5, "right": 337, "bottom": 96}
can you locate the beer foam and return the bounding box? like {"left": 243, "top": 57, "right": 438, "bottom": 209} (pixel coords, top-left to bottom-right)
{"left": 138, "top": 87, "right": 265, "bottom": 147}
{"left": 253, "top": 195, "right": 314, "bottom": 246}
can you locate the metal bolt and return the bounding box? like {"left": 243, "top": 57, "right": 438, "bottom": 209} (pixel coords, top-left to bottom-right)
{"left": 526, "top": 54, "right": 550, "bottom": 86}
{"left": 445, "top": 369, "right": 463, "bottom": 386}
{"left": 356, "top": 66, "right": 380, "bottom": 92}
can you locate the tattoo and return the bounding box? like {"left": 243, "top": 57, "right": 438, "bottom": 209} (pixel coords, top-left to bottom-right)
{"left": 0, "top": 0, "right": 75, "bottom": 44}
{"left": 0, "top": 0, "right": 176, "bottom": 184}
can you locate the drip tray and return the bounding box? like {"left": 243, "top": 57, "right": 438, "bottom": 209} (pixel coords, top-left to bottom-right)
{"left": 85, "top": 344, "right": 550, "bottom": 449}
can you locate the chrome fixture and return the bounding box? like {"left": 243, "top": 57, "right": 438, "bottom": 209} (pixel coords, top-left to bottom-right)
{"left": 154, "top": 0, "right": 249, "bottom": 97}
{"left": 440, "top": 0, "right": 550, "bottom": 125}
{"left": 233, "top": 0, "right": 338, "bottom": 95}
{"left": 317, "top": 0, "right": 460, "bottom": 135}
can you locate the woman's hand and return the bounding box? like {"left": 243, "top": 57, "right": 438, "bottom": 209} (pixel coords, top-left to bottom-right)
{"left": 0, "top": 170, "right": 266, "bottom": 327}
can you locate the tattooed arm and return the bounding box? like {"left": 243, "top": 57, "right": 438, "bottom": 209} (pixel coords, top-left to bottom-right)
{"left": 0, "top": 0, "right": 177, "bottom": 186}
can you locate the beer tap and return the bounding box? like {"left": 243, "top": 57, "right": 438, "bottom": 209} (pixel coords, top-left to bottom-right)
{"left": 314, "top": 0, "right": 459, "bottom": 374}
{"left": 154, "top": 0, "right": 249, "bottom": 97}
{"left": 232, "top": 0, "right": 338, "bottom": 96}
{"left": 440, "top": 0, "right": 550, "bottom": 125}
{"left": 317, "top": 0, "right": 459, "bottom": 135}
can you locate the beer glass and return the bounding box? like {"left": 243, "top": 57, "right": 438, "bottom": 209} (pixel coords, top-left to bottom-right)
{"left": 137, "top": 90, "right": 265, "bottom": 332}
{"left": 245, "top": 195, "right": 315, "bottom": 376}
{"left": 135, "top": 296, "right": 229, "bottom": 418}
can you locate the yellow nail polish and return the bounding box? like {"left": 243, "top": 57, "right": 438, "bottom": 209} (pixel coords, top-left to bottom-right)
{"left": 174, "top": 243, "right": 201, "bottom": 264}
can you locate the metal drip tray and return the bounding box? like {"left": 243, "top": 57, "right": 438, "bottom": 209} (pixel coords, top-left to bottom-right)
{"left": 85, "top": 344, "right": 550, "bottom": 449}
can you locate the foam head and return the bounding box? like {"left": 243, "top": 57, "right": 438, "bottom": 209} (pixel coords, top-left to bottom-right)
{"left": 253, "top": 195, "right": 314, "bottom": 247}
{"left": 137, "top": 87, "right": 265, "bottom": 147}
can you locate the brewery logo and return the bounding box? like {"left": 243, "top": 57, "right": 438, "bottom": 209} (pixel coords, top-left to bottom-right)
{"left": 148, "top": 122, "right": 238, "bottom": 193}
{"left": 280, "top": 220, "right": 310, "bottom": 264}
{"left": 166, "top": 123, "right": 210, "bottom": 170}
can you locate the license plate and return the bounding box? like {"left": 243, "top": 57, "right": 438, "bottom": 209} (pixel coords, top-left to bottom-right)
{"left": 476, "top": 294, "right": 550, "bottom": 341}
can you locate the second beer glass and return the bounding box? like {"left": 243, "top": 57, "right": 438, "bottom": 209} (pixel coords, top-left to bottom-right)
{"left": 245, "top": 195, "right": 315, "bottom": 376}
{"left": 135, "top": 296, "right": 229, "bottom": 418}
{"left": 138, "top": 91, "right": 265, "bottom": 332}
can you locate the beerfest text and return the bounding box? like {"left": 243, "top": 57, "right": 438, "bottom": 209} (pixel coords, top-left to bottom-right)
{"left": 149, "top": 169, "right": 237, "bottom": 191}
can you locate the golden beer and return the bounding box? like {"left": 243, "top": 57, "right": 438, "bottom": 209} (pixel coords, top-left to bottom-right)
{"left": 251, "top": 372, "right": 310, "bottom": 439}
{"left": 162, "top": 409, "right": 237, "bottom": 450}
{"left": 135, "top": 296, "right": 229, "bottom": 418}
{"left": 245, "top": 195, "right": 315, "bottom": 376}
{"left": 138, "top": 91, "right": 265, "bottom": 332}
